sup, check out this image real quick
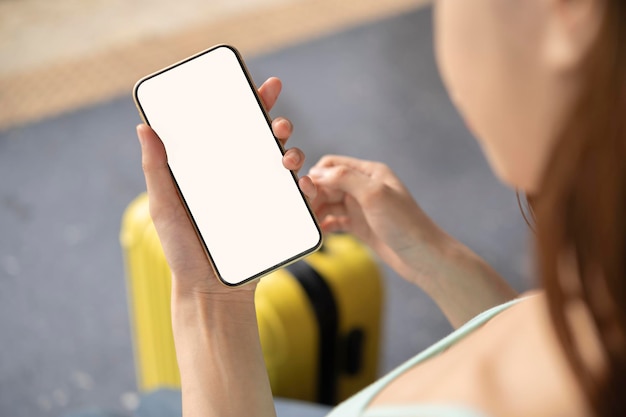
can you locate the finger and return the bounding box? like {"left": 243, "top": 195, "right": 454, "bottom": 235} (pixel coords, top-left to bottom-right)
{"left": 308, "top": 181, "right": 343, "bottom": 211}
{"left": 272, "top": 117, "right": 293, "bottom": 146}
{"left": 309, "top": 164, "right": 382, "bottom": 204}
{"left": 137, "top": 125, "right": 187, "bottom": 222}
{"left": 308, "top": 179, "right": 345, "bottom": 210}
{"left": 298, "top": 175, "right": 317, "bottom": 201}
{"left": 258, "top": 77, "right": 282, "bottom": 112}
{"left": 312, "top": 155, "right": 376, "bottom": 174}
{"left": 315, "top": 202, "right": 348, "bottom": 222}
{"left": 320, "top": 215, "right": 351, "bottom": 234}
{"left": 283, "top": 147, "right": 305, "bottom": 172}
{"left": 314, "top": 155, "right": 407, "bottom": 194}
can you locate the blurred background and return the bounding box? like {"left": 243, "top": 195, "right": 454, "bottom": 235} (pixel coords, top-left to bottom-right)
{"left": 0, "top": 1, "right": 534, "bottom": 416}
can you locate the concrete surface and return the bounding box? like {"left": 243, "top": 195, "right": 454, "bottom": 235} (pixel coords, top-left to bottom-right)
{"left": 0, "top": 0, "right": 428, "bottom": 130}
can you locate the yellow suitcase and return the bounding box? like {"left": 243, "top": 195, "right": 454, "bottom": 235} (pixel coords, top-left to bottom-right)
{"left": 120, "top": 193, "right": 383, "bottom": 404}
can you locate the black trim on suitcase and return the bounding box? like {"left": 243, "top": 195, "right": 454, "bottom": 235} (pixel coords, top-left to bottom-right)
{"left": 287, "top": 261, "right": 339, "bottom": 405}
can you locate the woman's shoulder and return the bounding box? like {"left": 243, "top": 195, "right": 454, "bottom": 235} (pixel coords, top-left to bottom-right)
{"left": 327, "top": 295, "right": 538, "bottom": 417}
{"left": 518, "top": 289, "right": 543, "bottom": 299}
{"left": 334, "top": 291, "right": 587, "bottom": 417}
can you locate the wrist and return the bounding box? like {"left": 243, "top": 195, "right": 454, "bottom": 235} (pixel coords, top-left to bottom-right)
{"left": 171, "top": 276, "right": 258, "bottom": 327}
{"left": 171, "top": 271, "right": 257, "bottom": 301}
{"left": 416, "top": 232, "right": 489, "bottom": 295}
{"left": 412, "top": 233, "right": 517, "bottom": 327}
{"left": 398, "top": 226, "right": 458, "bottom": 290}
{"left": 169, "top": 276, "right": 275, "bottom": 417}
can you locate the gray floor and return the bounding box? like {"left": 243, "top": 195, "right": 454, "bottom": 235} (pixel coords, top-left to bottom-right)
{"left": 0, "top": 7, "right": 533, "bottom": 417}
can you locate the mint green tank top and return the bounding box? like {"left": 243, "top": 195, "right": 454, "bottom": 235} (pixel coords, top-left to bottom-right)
{"left": 327, "top": 296, "right": 528, "bottom": 417}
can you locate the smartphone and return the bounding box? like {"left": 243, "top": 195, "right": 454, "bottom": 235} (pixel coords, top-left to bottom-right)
{"left": 133, "top": 44, "right": 322, "bottom": 287}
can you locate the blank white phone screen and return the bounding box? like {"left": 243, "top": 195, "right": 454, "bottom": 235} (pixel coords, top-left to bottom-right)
{"left": 134, "top": 45, "right": 321, "bottom": 286}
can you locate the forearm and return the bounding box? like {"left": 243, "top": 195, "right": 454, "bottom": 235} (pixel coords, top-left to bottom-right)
{"left": 171, "top": 280, "right": 276, "bottom": 417}
{"left": 409, "top": 234, "right": 518, "bottom": 328}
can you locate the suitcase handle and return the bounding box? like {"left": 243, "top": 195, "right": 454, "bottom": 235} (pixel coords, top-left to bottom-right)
{"left": 286, "top": 261, "right": 339, "bottom": 405}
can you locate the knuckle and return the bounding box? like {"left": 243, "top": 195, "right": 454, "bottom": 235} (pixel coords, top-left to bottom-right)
{"left": 332, "top": 165, "right": 350, "bottom": 179}
{"left": 141, "top": 158, "right": 152, "bottom": 172}
{"left": 147, "top": 200, "right": 163, "bottom": 223}
{"left": 142, "top": 157, "right": 168, "bottom": 175}
{"left": 141, "top": 160, "right": 153, "bottom": 174}
{"left": 374, "top": 162, "right": 391, "bottom": 174}
{"left": 362, "top": 182, "right": 389, "bottom": 205}
{"left": 148, "top": 198, "right": 179, "bottom": 226}
{"left": 318, "top": 155, "right": 337, "bottom": 167}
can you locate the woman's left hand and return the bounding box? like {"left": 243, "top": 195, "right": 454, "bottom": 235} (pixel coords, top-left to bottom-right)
{"left": 136, "top": 77, "right": 314, "bottom": 298}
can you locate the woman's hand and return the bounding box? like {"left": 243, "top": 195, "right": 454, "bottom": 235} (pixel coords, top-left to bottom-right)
{"left": 309, "top": 155, "right": 446, "bottom": 286}
{"left": 137, "top": 77, "right": 312, "bottom": 298}
{"left": 137, "top": 78, "right": 300, "bottom": 417}
{"left": 309, "top": 155, "right": 516, "bottom": 327}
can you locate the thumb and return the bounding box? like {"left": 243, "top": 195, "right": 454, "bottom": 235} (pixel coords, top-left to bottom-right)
{"left": 136, "top": 124, "right": 186, "bottom": 223}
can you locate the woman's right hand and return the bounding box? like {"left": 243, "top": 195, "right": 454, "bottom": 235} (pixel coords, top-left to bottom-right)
{"left": 308, "top": 155, "right": 517, "bottom": 327}
{"left": 309, "top": 155, "right": 448, "bottom": 287}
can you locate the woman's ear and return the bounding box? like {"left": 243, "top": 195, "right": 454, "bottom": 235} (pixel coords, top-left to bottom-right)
{"left": 542, "top": 0, "right": 606, "bottom": 72}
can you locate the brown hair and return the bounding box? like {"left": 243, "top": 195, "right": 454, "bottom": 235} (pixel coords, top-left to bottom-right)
{"left": 532, "top": 1, "right": 626, "bottom": 415}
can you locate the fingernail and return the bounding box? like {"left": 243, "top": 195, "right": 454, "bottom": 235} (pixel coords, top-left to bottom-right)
{"left": 273, "top": 117, "right": 290, "bottom": 131}
{"left": 136, "top": 125, "right": 146, "bottom": 147}
{"left": 309, "top": 167, "right": 326, "bottom": 179}
{"left": 289, "top": 151, "right": 301, "bottom": 165}
{"left": 281, "top": 118, "right": 292, "bottom": 131}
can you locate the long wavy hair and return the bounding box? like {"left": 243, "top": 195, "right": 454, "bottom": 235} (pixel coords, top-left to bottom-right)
{"left": 532, "top": 1, "right": 626, "bottom": 415}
